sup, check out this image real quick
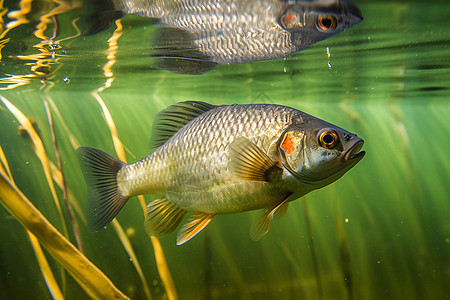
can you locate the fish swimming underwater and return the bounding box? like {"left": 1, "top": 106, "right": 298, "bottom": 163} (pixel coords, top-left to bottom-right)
{"left": 90, "top": 0, "right": 363, "bottom": 74}
{"left": 78, "top": 101, "right": 365, "bottom": 245}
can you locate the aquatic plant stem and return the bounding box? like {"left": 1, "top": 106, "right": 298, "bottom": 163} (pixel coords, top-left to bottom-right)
{"left": 3, "top": 93, "right": 69, "bottom": 295}
{"left": 41, "top": 83, "right": 84, "bottom": 254}
{"left": 137, "top": 194, "right": 178, "bottom": 300}
{"left": 111, "top": 219, "right": 153, "bottom": 300}
{"left": 150, "top": 236, "right": 178, "bottom": 300}
{"left": 334, "top": 203, "right": 353, "bottom": 300}
{"left": 93, "top": 92, "right": 154, "bottom": 299}
{"left": 27, "top": 231, "right": 64, "bottom": 300}
{"left": 302, "top": 198, "right": 323, "bottom": 300}
{"left": 89, "top": 19, "right": 178, "bottom": 299}
{"left": 0, "top": 95, "right": 70, "bottom": 238}
{"left": 1, "top": 145, "right": 64, "bottom": 300}
{"left": 0, "top": 172, "right": 130, "bottom": 299}
{"left": 94, "top": 92, "right": 177, "bottom": 300}
{"left": 204, "top": 232, "right": 212, "bottom": 300}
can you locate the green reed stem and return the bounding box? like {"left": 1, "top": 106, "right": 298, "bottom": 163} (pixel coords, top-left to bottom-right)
{"left": 302, "top": 197, "right": 323, "bottom": 300}
{"left": 41, "top": 87, "right": 84, "bottom": 254}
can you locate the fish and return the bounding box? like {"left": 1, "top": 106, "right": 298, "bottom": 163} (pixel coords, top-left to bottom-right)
{"left": 89, "top": 0, "right": 363, "bottom": 74}
{"left": 78, "top": 101, "right": 365, "bottom": 245}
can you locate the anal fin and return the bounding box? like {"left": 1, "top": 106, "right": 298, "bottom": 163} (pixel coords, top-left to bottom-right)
{"left": 177, "top": 212, "right": 214, "bottom": 245}
{"left": 145, "top": 197, "right": 187, "bottom": 237}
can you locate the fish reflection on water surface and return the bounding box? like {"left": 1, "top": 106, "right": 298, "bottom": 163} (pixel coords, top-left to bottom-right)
{"left": 78, "top": 102, "right": 365, "bottom": 245}
{"left": 91, "top": 0, "right": 363, "bottom": 73}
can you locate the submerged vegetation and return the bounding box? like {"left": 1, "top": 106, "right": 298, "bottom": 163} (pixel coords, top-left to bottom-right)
{"left": 0, "top": 2, "right": 178, "bottom": 296}
{"left": 0, "top": 93, "right": 176, "bottom": 299}
{"left": 0, "top": 0, "right": 449, "bottom": 299}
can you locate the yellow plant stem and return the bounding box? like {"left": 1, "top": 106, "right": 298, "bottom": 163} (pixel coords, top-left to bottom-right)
{"left": 88, "top": 18, "right": 178, "bottom": 300}
{"left": 94, "top": 91, "right": 178, "bottom": 300}
{"left": 27, "top": 231, "right": 65, "bottom": 300}
{"left": 0, "top": 172, "right": 130, "bottom": 300}
{"left": 1, "top": 145, "right": 64, "bottom": 300}
{"left": 0, "top": 95, "right": 70, "bottom": 238}
{"left": 111, "top": 219, "right": 152, "bottom": 300}
{"left": 150, "top": 236, "right": 178, "bottom": 300}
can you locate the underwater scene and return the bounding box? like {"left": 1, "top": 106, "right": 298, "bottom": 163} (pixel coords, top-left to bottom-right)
{"left": 0, "top": 0, "right": 449, "bottom": 299}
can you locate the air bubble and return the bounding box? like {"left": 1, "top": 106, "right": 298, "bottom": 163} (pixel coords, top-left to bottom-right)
{"left": 49, "top": 44, "right": 60, "bottom": 50}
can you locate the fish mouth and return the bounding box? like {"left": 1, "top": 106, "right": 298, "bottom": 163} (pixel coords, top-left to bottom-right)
{"left": 342, "top": 139, "right": 365, "bottom": 163}
{"left": 347, "top": 3, "right": 363, "bottom": 25}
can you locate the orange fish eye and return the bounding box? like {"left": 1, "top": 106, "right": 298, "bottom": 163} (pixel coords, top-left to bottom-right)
{"left": 318, "top": 130, "right": 339, "bottom": 148}
{"left": 317, "top": 15, "right": 337, "bottom": 31}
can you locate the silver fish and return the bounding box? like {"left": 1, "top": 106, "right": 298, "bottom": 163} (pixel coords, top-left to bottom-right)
{"left": 90, "top": 0, "right": 363, "bottom": 73}
{"left": 78, "top": 101, "right": 365, "bottom": 245}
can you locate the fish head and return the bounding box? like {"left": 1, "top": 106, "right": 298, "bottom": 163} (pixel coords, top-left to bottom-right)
{"left": 278, "top": 0, "right": 363, "bottom": 48}
{"left": 278, "top": 117, "right": 365, "bottom": 187}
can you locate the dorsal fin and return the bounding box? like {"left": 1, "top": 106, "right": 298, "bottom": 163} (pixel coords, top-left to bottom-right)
{"left": 150, "top": 101, "right": 217, "bottom": 149}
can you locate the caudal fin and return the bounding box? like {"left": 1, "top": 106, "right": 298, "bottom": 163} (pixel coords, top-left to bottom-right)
{"left": 77, "top": 147, "right": 128, "bottom": 231}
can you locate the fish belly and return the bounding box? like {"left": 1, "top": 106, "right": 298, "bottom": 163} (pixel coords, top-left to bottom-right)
{"left": 166, "top": 173, "right": 288, "bottom": 214}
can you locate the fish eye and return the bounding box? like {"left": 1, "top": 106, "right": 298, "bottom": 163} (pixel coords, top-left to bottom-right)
{"left": 317, "top": 15, "right": 337, "bottom": 31}
{"left": 318, "top": 130, "right": 339, "bottom": 148}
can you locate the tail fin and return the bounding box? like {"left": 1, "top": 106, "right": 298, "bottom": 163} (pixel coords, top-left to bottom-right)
{"left": 77, "top": 147, "right": 128, "bottom": 231}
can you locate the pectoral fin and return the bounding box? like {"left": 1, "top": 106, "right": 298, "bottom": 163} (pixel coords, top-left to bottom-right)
{"left": 229, "top": 137, "right": 283, "bottom": 182}
{"left": 145, "top": 197, "right": 187, "bottom": 237}
{"left": 250, "top": 194, "right": 291, "bottom": 241}
{"left": 151, "top": 26, "right": 217, "bottom": 74}
{"left": 84, "top": 0, "right": 124, "bottom": 35}
{"left": 177, "top": 212, "right": 214, "bottom": 245}
{"left": 275, "top": 202, "right": 289, "bottom": 219}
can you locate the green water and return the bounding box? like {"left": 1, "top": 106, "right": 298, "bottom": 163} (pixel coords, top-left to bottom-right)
{"left": 0, "top": 0, "right": 449, "bottom": 299}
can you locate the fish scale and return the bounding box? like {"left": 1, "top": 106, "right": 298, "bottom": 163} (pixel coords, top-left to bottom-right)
{"left": 78, "top": 101, "right": 365, "bottom": 244}
{"left": 122, "top": 104, "right": 295, "bottom": 212}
